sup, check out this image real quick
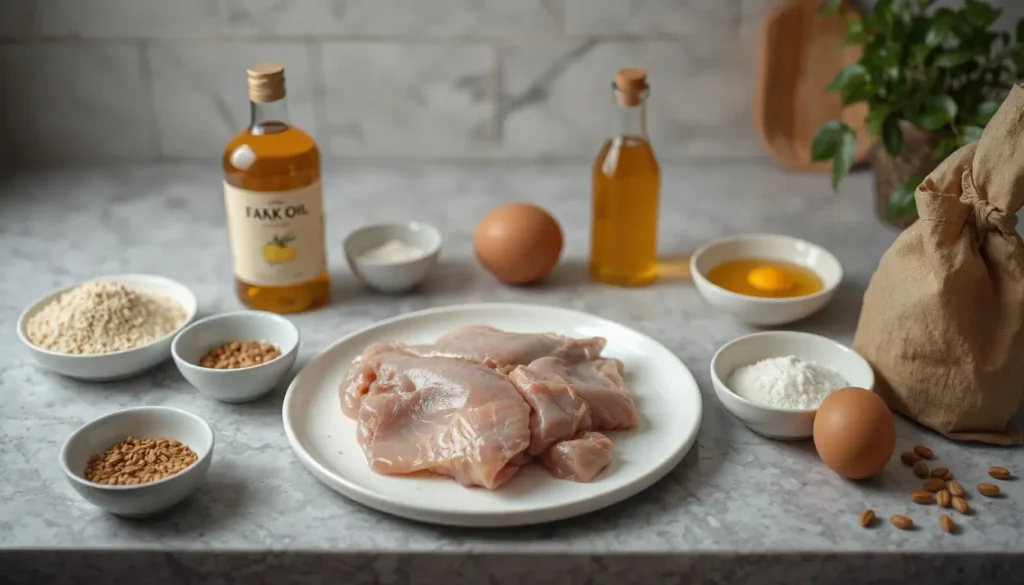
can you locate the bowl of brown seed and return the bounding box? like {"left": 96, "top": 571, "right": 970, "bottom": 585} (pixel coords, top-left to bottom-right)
{"left": 59, "top": 406, "right": 214, "bottom": 517}
{"left": 171, "top": 310, "right": 300, "bottom": 403}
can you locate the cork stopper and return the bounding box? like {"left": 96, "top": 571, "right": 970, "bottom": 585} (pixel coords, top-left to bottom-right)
{"left": 247, "top": 62, "right": 286, "bottom": 103}
{"left": 614, "top": 68, "right": 648, "bottom": 107}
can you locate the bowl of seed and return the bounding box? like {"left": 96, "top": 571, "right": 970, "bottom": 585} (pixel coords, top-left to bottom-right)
{"left": 59, "top": 406, "right": 214, "bottom": 517}
{"left": 171, "top": 310, "right": 300, "bottom": 403}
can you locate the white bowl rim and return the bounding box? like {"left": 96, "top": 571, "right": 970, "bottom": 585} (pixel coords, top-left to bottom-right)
{"left": 171, "top": 310, "right": 300, "bottom": 373}
{"left": 59, "top": 406, "right": 215, "bottom": 491}
{"left": 710, "top": 330, "right": 874, "bottom": 414}
{"left": 690, "top": 233, "right": 844, "bottom": 305}
{"left": 342, "top": 221, "right": 443, "bottom": 264}
{"left": 15, "top": 273, "right": 199, "bottom": 360}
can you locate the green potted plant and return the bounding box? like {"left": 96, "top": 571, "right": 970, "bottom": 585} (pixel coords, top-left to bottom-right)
{"left": 811, "top": 0, "right": 1023, "bottom": 228}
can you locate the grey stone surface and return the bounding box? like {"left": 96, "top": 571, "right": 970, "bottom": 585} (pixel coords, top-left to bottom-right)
{"left": 0, "top": 163, "right": 1022, "bottom": 584}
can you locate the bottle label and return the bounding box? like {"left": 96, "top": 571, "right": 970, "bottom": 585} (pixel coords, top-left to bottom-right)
{"left": 223, "top": 180, "right": 327, "bottom": 287}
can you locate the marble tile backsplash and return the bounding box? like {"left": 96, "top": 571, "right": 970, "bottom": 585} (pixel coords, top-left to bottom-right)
{"left": 0, "top": 0, "right": 1022, "bottom": 164}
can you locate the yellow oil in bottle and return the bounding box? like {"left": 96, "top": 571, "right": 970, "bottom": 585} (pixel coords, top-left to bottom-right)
{"left": 222, "top": 63, "right": 329, "bottom": 314}
{"left": 590, "top": 69, "right": 660, "bottom": 287}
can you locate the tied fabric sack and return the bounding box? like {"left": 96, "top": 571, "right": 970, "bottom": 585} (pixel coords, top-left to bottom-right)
{"left": 852, "top": 85, "right": 1024, "bottom": 445}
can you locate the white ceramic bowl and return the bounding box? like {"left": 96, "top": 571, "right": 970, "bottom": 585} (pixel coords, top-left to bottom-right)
{"left": 343, "top": 222, "right": 442, "bottom": 293}
{"left": 16, "top": 274, "right": 198, "bottom": 381}
{"left": 710, "top": 331, "right": 875, "bottom": 440}
{"left": 172, "top": 310, "right": 300, "bottom": 403}
{"left": 690, "top": 234, "right": 843, "bottom": 326}
{"left": 59, "top": 406, "right": 214, "bottom": 517}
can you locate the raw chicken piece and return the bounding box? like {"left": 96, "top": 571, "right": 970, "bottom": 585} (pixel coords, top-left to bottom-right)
{"left": 508, "top": 365, "right": 592, "bottom": 456}
{"left": 408, "top": 325, "right": 606, "bottom": 372}
{"left": 518, "top": 356, "right": 637, "bottom": 430}
{"left": 339, "top": 342, "right": 416, "bottom": 419}
{"left": 541, "top": 432, "right": 613, "bottom": 482}
{"left": 350, "top": 348, "right": 532, "bottom": 489}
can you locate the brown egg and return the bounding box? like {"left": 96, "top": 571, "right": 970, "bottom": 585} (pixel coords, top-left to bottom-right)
{"left": 474, "top": 203, "right": 563, "bottom": 285}
{"left": 813, "top": 386, "right": 895, "bottom": 480}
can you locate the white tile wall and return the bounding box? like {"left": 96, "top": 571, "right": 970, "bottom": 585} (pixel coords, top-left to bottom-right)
{"left": 20, "top": 0, "right": 227, "bottom": 39}
{"left": 565, "top": 0, "right": 738, "bottom": 36}
{"left": 148, "top": 41, "right": 318, "bottom": 158}
{"left": 0, "top": 42, "right": 156, "bottom": 162}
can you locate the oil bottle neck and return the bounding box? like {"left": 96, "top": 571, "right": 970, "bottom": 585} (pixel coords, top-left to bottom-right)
{"left": 249, "top": 98, "right": 291, "bottom": 135}
{"left": 608, "top": 86, "right": 649, "bottom": 141}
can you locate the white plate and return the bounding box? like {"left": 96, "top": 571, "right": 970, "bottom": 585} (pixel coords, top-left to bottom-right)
{"left": 282, "top": 303, "right": 702, "bottom": 527}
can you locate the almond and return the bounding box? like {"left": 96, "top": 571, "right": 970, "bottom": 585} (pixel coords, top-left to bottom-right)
{"left": 912, "top": 460, "right": 929, "bottom": 479}
{"left": 952, "top": 496, "right": 969, "bottom": 515}
{"left": 859, "top": 509, "right": 876, "bottom": 528}
{"left": 900, "top": 451, "right": 920, "bottom": 466}
{"left": 987, "top": 466, "right": 1011, "bottom": 480}
{"left": 937, "top": 489, "right": 952, "bottom": 508}
{"left": 930, "top": 467, "right": 949, "bottom": 479}
{"left": 922, "top": 478, "right": 946, "bottom": 493}
{"left": 911, "top": 490, "right": 935, "bottom": 504}
{"left": 947, "top": 481, "right": 966, "bottom": 497}
{"left": 890, "top": 514, "right": 914, "bottom": 530}
{"left": 977, "top": 483, "right": 1001, "bottom": 497}
{"left": 939, "top": 514, "right": 956, "bottom": 534}
{"left": 913, "top": 445, "right": 933, "bottom": 459}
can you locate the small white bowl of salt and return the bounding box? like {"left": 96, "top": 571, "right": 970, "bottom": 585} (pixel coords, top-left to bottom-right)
{"left": 343, "top": 222, "right": 442, "bottom": 293}
{"left": 710, "top": 331, "right": 874, "bottom": 440}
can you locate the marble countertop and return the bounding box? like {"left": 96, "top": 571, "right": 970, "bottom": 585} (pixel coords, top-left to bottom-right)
{"left": 1, "top": 163, "right": 1022, "bottom": 585}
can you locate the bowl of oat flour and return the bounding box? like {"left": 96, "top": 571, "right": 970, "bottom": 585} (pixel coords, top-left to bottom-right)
{"left": 710, "top": 331, "right": 874, "bottom": 440}
{"left": 17, "top": 274, "right": 198, "bottom": 381}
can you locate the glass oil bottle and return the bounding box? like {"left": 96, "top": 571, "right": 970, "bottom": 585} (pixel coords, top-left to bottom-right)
{"left": 222, "top": 62, "right": 330, "bottom": 313}
{"left": 589, "top": 68, "right": 660, "bottom": 287}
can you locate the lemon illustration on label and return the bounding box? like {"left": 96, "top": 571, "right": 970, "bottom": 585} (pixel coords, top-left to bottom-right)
{"left": 263, "top": 233, "right": 298, "bottom": 264}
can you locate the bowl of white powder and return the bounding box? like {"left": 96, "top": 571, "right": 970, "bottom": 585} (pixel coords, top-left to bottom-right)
{"left": 17, "top": 274, "right": 198, "bottom": 381}
{"left": 710, "top": 331, "right": 874, "bottom": 440}
{"left": 343, "top": 222, "right": 442, "bottom": 294}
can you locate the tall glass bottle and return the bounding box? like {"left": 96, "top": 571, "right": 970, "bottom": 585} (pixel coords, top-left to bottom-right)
{"left": 589, "top": 68, "right": 660, "bottom": 287}
{"left": 222, "top": 63, "right": 330, "bottom": 313}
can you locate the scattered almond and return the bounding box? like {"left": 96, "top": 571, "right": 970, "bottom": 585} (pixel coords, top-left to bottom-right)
{"left": 952, "top": 495, "right": 970, "bottom": 515}
{"left": 912, "top": 460, "right": 929, "bottom": 479}
{"left": 922, "top": 478, "right": 946, "bottom": 493}
{"left": 930, "top": 467, "right": 949, "bottom": 479}
{"left": 937, "top": 489, "right": 952, "bottom": 508}
{"left": 859, "top": 509, "right": 876, "bottom": 528}
{"left": 987, "top": 466, "right": 1011, "bottom": 480}
{"left": 900, "top": 452, "right": 920, "bottom": 466}
{"left": 939, "top": 514, "right": 956, "bottom": 534}
{"left": 913, "top": 445, "right": 933, "bottom": 459}
{"left": 911, "top": 490, "right": 935, "bottom": 504}
{"left": 947, "top": 481, "right": 966, "bottom": 497}
{"left": 890, "top": 514, "right": 914, "bottom": 530}
{"left": 977, "top": 483, "right": 1001, "bottom": 497}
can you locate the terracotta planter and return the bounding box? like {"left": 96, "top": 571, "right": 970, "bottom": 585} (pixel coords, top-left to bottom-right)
{"left": 870, "top": 122, "right": 947, "bottom": 229}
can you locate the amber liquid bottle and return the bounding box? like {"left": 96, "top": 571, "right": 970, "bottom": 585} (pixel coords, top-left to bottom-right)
{"left": 589, "top": 69, "right": 660, "bottom": 287}
{"left": 222, "top": 63, "right": 329, "bottom": 313}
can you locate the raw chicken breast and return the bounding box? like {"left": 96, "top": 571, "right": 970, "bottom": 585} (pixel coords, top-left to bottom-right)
{"left": 408, "top": 325, "right": 605, "bottom": 372}
{"left": 542, "top": 432, "right": 613, "bottom": 482}
{"left": 349, "top": 348, "right": 532, "bottom": 489}
{"left": 508, "top": 366, "right": 592, "bottom": 456}
{"left": 339, "top": 342, "right": 416, "bottom": 419}
{"left": 520, "top": 356, "right": 638, "bottom": 430}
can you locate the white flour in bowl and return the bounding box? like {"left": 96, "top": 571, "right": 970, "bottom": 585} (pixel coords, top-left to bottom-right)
{"left": 727, "top": 355, "right": 847, "bottom": 410}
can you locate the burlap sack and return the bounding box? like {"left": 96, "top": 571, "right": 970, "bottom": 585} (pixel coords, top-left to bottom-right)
{"left": 852, "top": 85, "right": 1024, "bottom": 445}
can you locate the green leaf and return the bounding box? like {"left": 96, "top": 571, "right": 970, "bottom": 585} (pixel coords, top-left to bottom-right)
{"left": 916, "top": 95, "right": 958, "bottom": 130}
{"left": 965, "top": 0, "right": 1001, "bottom": 29}
{"left": 881, "top": 116, "right": 903, "bottom": 156}
{"left": 811, "top": 120, "right": 849, "bottom": 162}
{"left": 933, "top": 50, "right": 975, "bottom": 68}
{"left": 819, "top": 0, "right": 841, "bottom": 17}
{"left": 962, "top": 125, "right": 984, "bottom": 144}
{"left": 873, "top": 0, "right": 895, "bottom": 33}
{"left": 925, "top": 11, "right": 955, "bottom": 46}
{"left": 845, "top": 18, "right": 867, "bottom": 43}
{"left": 887, "top": 176, "right": 921, "bottom": 221}
{"left": 831, "top": 130, "right": 858, "bottom": 191}
{"left": 865, "top": 106, "right": 891, "bottom": 135}
{"left": 975, "top": 100, "right": 1000, "bottom": 126}
{"left": 828, "top": 63, "right": 868, "bottom": 92}
{"left": 934, "top": 136, "right": 961, "bottom": 161}
{"left": 1017, "top": 17, "right": 1024, "bottom": 44}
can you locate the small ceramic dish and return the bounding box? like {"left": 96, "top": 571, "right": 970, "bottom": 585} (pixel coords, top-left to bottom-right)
{"left": 59, "top": 406, "right": 215, "bottom": 517}
{"left": 690, "top": 234, "right": 843, "bottom": 326}
{"left": 16, "top": 274, "right": 198, "bottom": 381}
{"left": 710, "top": 331, "right": 874, "bottom": 440}
{"left": 172, "top": 310, "right": 300, "bottom": 403}
{"left": 343, "top": 222, "right": 442, "bottom": 293}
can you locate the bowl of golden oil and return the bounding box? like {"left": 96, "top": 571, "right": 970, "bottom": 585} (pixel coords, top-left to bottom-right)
{"left": 689, "top": 234, "right": 842, "bottom": 326}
